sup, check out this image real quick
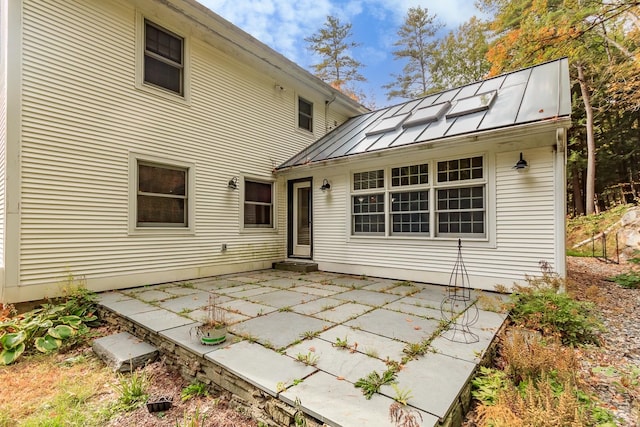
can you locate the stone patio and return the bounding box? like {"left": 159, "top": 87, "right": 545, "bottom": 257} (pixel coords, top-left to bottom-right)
{"left": 96, "top": 269, "right": 508, "bottom": 427}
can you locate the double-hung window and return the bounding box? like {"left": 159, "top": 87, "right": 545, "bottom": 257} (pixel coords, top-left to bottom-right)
{"left": 298, "top": 97, "right": 313, "bottom": 132}
{"left": 350, "top": 156, "right": 486, "bottom": 239}
{"left": 352, "top": 170, "right": 385, "bottom": 234}
{"left": 436, "top": 156, "right": 485, "bottom": 236}
{"left": 137, "top": 162, "right": 188, "bottom": 227}
{"left": 244, "top": 180, "right": 274, "bottom": 228}
{"left": 144, "top": 20, "right": 184, "bottom": 95}
{"left": 390, "top": 164, "right": 429, "bottom": 235}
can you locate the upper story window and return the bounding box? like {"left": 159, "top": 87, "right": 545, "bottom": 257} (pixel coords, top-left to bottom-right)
{"left": 298, "top": 97, "right": 313, "bottom": 132}
{"left": 144, "top": 20, "right": 184, "bottom": 95}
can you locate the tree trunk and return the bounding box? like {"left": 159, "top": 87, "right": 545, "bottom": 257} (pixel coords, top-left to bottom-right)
{"left": 572, "top": 165, "right": 585, "bottom": 216}
{"left": 576, "top": 64, "right": 596, "bottom": 215}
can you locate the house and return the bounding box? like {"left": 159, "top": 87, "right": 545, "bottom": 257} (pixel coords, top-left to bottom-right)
{"left": 0, "top": 1, "right": 570, "bottom": 304}
{"left": 0, "top": 0, "right": 367, "bottom": 303}
{"left": 276, "top": 58, "right": 571, "bottom": 291}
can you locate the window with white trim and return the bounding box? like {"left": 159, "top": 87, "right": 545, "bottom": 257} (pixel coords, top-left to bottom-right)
{"left": 244, "top": 179, "right": 274, "bottom": 228}
{"left": 298, "top": 97, "right": 313, "bottom": 132}
{"left": 436, "top": 156, "right": 485, "bottom": 236}
{"left": 136, "top": 162, "right": 188, "bottom": 227}
{"left": 144, "top": 20, "right": 184, "bottom": 95}
{"left": 350, "top": 156, "right": 486, "bottom": 238}
{"left": 391, "top": 163, "right": 429, "bottom": 234}
{"left": 352, "top": 170, "right": 385, "bottom": 234}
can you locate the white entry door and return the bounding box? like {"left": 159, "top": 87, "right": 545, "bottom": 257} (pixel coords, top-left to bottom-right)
{"left": 292, "top": 181, "right": 311, "bottom": 257}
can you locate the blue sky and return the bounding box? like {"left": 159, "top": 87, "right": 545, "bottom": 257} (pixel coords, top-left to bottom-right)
{"left": 197, "top": 1, "right": 482, "bottom": 108}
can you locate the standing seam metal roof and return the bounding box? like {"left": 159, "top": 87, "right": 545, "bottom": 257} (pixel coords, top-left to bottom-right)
{"left": 277, "top": 58, "right": 571, "bottom": 170}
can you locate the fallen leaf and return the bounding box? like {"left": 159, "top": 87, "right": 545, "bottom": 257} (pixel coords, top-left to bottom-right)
{"left": 414, "top": 326, "right": 422, "bottom": 330}
{"left": 337, "top": 376, "right": 345, "bottom": 381}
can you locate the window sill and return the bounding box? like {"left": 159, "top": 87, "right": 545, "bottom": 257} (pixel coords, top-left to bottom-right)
{"left": 129, "top": 227, "right": 196, "bottom": 236}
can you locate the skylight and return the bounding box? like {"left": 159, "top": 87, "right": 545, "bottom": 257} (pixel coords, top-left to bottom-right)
{"left": 446, "top": 91, "right": 497, "bottom": 119}
{"left": 365, "top": 114, "right": 409, "bottom": 136}
{"left": 403, "top": 102, "right": 451, "bottom": 128}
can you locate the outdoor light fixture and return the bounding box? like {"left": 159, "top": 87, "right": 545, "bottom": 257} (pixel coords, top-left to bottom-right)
{"left": 228, "top": 176, "right": 238, "bottom": 190}
{"left": 320, "top": 178, "right": 331, "bottom": 191}
{"left": 513, "top": 152, "right": 529, "bottom": 172}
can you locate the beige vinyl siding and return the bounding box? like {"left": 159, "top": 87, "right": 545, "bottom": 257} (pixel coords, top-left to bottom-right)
{"left": 16, "top": 0, "right": 346, "bottom": 292}
{"left": 297, "top": 144, "right": 559, "bottom": 290}
{"left": 0, "top": 0, "right": 6, "bottom": 266}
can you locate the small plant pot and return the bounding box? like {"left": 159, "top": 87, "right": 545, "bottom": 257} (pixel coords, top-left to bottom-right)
{"left": 198, "top": 325, "right": 227, "bottom": 345}
{"left": 146, "top": 396, "right": 172, "bottom": 413}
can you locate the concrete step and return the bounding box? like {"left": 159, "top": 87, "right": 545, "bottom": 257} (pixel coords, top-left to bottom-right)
{"left": 272, "top": 261, "right": 318, "bottom": 272}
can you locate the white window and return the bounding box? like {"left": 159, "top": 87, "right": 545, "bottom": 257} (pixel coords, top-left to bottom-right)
{"left": 129, "top": 154, "right": 195, "bottom": 233}
{"left": 435, "top": 156, "right": 485, "bottom": 236}
{"left": 352, "top": 170, "right": 385, "bottom": 234}
{"left": 244, "top": 179, "right": 274, "bottom": 228}
{"left": 350, "top": 156, "right": 486, "bottom": 239}
{"left": 298, "top": 97, "right": 313, "bottom": 132}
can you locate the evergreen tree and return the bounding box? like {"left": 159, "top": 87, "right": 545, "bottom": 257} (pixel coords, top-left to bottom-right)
{"left": 305, "top": 15, "right": 366, "bottom": 95}
{"left": 384, "top": 6, "right": 442, "bottom": 100}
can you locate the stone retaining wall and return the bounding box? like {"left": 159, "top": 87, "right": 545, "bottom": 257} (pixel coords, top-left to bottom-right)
{"left": 98, "top": 306, "right": 501, "bottom": 427}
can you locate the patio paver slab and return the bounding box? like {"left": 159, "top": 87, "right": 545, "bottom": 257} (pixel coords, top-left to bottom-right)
{"left": 385, "top": 299, "right": 443, "bottom": 319}
{"left": 292, "top": 297, "right": 344, "bottom": 315}
{"left": 333, "top": 289, "right": 402, "bottom": 306}
{"left": 318, "top": 324, "right": 406, "bottom": 361}
{"left": 207, "top": 340, "right": 316, "bottom": 396}
{"left": 247, "top": 289, "right": 318, "bottom": 308}
{"left": 292, "top": 285, "right": 342, "bottom": 297}
{"left": 160, "top": 323, "right": 234, "bottom": 357}
{"left": 285, "top": 338, "right": 387, "bottom": 383}
{"left": 128, "top": 308, "right": 195, "bottom": 332}
{"left": 219, "top": 299, "right": 276, "bottom": 317}
{"left": 314, "top": 302, "right": 372, "bottom": 323}
{"left": 345, "top": 309, "right": 441, "bottom": 343}
{"left": 259, "top": 278, "right": 307, "bottom": 289}
{"left": 157, "top": 291, "right": 220, "bottom": 312}
{"left": 380, "top": 352, "right": 476, "bottom": 419}
{"left": 229, "top": 311, "right": 332, "bottom": 349}
{"left": 280, "top": 370, "right": 438, "bottom": 427}
{"left": 99, "top": 297, "right": 158, "bottom": 316}
{"left": 162, "top": 286, "right": 201, "bottom": 296}
{"left": 430, "top": 324, "right": 497, "bottom": 363}
{"left": 132, "top": 290, "right": 173, "bottom": 302}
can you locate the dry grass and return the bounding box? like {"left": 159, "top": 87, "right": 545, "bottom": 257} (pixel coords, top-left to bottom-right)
{"left": 476, "top": 378, "right": 588, "bottom": 427}
{"left": 500, "top": 329, "right": 577, "bottom": 383}
{"left": 0, "top": 349, "right": 114, "bottom": 425}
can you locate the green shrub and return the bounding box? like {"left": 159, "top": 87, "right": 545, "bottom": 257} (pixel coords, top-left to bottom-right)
{"left": 114, "top": 369, "right": 149, "bottom": 411}
{"left": 509, "top": 289, "right": 603, "bottom": 345}
{"left": 610, "top": 271, "right": 640, "bottom": 289}
{"left": 472, "top": 366, "right": 509, "bottom": 406}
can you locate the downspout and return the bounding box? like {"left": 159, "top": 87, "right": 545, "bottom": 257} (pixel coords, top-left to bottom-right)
{"left": 324, "top": 94, "right": 336, "bottom": 134}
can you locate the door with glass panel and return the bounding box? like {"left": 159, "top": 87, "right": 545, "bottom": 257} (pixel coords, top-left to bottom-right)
{"left": 292, "top": 181, "right": 311, "bottom": 257}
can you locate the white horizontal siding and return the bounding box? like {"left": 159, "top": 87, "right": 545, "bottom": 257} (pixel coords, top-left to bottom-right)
{"left": 16, "top": 0, "right": 347, "bottom": 292}
{"left": 302, "top": 144, "right": 560, "bottom": 290}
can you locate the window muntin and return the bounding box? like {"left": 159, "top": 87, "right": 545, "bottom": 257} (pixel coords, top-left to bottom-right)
{"left": 353, "top": 194, "right": 385, "bottom": 234}
{"left": 391, "top": 191, "right": 429, "bottom": 234}
{"left": 391, "top": 164, "right": 428, "bottom": 187}
{"left": 437, "top": 156, "right": 483, "bottom": 182}
{"left": 435, "top": 156, "right": 485, "bottom": 237}
{"left": 137, "top": 163, "right": 187, "bottom": 227}
{"left": 244, "top": 180, "right": 273, "bottom": 228}
{"left": 144, "top": 20, "right": 183, "bottom": 95}
{"left": 350, "top": 157, "right": 486, "bottom": 239}
{"left": 354, "top": 170, "right": 384, "bottom": 190}
{"left": 298, "top": 97, "right": 313, "bottom": 132}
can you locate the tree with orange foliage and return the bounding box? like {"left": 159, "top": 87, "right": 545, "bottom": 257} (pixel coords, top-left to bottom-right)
{"left": 480, "top": 0, "right": 639, "bottom": 215}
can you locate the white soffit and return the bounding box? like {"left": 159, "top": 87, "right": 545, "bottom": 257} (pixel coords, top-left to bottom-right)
{"left": 446, "top": 91, "right": 497, "bottom": 119}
